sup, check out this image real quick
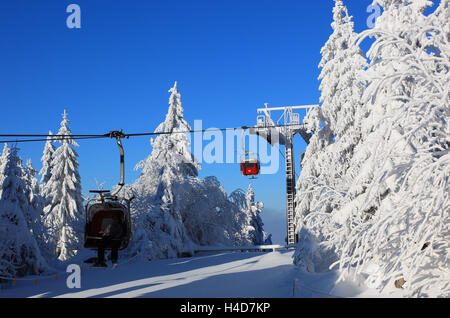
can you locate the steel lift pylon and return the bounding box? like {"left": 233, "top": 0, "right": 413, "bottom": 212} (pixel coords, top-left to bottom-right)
{"left": 249, "top": 103, "right": 319, "bottom": 245}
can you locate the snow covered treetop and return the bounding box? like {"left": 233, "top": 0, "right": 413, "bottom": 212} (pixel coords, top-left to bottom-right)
{"left": 135, "top": 81, "right": 201, "bottom": 180}
{"left": 155, "top": 81, "right": 190, "bottom": 134}
{"left": 331, "top": 0, "right": 352, "bottom": 29}
{"left": 57, "top": 109, "right": 78, "bottom": 147}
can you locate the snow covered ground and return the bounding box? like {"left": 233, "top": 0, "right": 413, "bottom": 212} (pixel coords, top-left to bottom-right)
{"left": 0, "top": 250, "right": 405, "bottom": 298}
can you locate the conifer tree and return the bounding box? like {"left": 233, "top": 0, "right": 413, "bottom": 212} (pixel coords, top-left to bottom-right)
{"left": 24, "top": 159, "right": 54, "bottom": 260}
{"left": 329, "top": 0, "right": 450, "bottom": 296}
{"left": 39, "top": 131, "right": 55, "bottom": 186}
{"left": 243, "top": 184, "right": 266, "bottom": 245}
{"left": 42, "top": 110, "right": 83, "bottom": 261}
{"left": 134, "top": 81, "right": 201, "bottom": 193}
{"left": 0, "top": 145, "right": 48, "bottom": 278}
{"left": 125, "top": 83, "right": 271, "bottom": 259}
{"left": 0, "top": 144, "right": 9, "bottom": 187}
{"left": 294, "top": 0, "right": 449, "bottom": 297}
{"left": 295, "top": 0, "right": 368, "bottom": 224}
{"left": 130, "top": 82, "right": 199, "bottom": 259}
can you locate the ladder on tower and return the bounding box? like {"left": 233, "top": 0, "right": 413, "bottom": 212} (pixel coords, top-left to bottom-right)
{"left": 285, "top": 137, "right": 297, "bottom": 245}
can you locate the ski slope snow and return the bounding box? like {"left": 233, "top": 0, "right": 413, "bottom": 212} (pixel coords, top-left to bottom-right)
{"left": 0, "top": 250, "right": 405, "bottom": 298}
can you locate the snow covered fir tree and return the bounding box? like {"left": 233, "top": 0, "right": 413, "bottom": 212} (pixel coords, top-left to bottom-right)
{"left": 41, "top": 110, "right": 84, "bottom": 261}
{"left": 293, "top": 0, "right": 449, "bottom": 297}
{"left": 39, "top": 131, "right": 55, "bottom": 187}
{"left": 123, "top": 81, "right": 202, "bottom": 259}
{"left": 229, "top": 185, "right": 272, "bottom": 245}
{"left": 0, "top": 111, "right": 85, "bottom": 280}
{"left": 0, "top": 144, "right": 50, "bottom": 280}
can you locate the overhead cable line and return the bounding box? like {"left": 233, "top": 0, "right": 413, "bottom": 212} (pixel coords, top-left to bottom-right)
{"left": 0, "top": 123, "right": 303, "bottom": 144}
{"left": 0, "top": 135, "right": 108, "bottom": 144}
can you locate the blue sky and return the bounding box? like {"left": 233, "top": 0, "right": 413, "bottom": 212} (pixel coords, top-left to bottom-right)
{"left": 0, "top": 0, "right": 383, "bottom": 244}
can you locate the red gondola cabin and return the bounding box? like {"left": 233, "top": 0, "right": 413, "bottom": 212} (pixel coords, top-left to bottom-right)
{"left": 240, "top": 158, "right": 260, "bottom": 177}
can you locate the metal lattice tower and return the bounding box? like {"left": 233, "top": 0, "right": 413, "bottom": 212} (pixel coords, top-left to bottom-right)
{"left": 285, "top": 135, "right": 296, "bottom": 244}
{"left": 249, "top": 103, "right": 319, "bottom": 245}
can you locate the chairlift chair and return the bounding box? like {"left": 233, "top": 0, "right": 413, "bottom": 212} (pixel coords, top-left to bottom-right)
{"left": 84, "top": 191, "right": 132, "bottom": 250}
{"left": 83, "top": 131, "right": 134, "bottom": 251}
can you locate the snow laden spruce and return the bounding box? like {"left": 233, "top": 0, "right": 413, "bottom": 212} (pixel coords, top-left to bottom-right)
{"left": 294, "top": 0, "right": 449, "bottom": 297}
{"left": 41, "top": 110, "right": 84, "bottom": 261}
{"left": 229, "top": 185, "right": 271, "bottom": 246}
{"left": 39, "top": 131, "right": 56, "bottom": 187}
{"left": 0, "top": 144, "right": 50, "bottom": 280}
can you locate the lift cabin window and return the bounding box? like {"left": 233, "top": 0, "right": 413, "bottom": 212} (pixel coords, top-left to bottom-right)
{"left": 240, "top": 159, "right": 260, "bottom": 176}
{"left": 242, "top": 162, "right": 257, "bottom": 169}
